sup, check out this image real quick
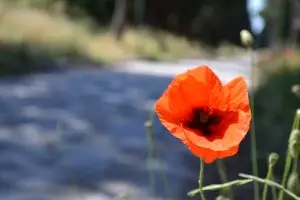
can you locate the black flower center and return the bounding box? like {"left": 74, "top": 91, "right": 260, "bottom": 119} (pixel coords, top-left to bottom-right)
{"left": 186, "top": 107, "right": 221, "bottom": 136}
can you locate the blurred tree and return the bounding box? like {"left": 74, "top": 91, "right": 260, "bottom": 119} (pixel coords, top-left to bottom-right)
{"left": 134, "top": 0, "right": 145, "bottom": 25}
{"left": 289, "top": 0, "right": 300, "bottom": 47}
{"left": 60, "top": 0, "right": 251, "bottom": 46}
{"left": 110, "top": 0, "right": 127, "bottom": 40}
{"left": 279, "top": 0, "right": 292, "bottom": 42}
{"left": 261, "top": 0, "right": 296, "bottom": 49}
{"left": 262, "top": 0, "right": 281, "bottom": 49}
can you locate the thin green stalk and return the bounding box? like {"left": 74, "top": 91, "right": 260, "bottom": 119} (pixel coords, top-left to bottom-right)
{"left": 198, "top": 159, "right": 207, "bottom": 200}
{"left": 239, "top": 173, "right": 300, "bottom": 200}
{"left": 278, "top": 110, "right": 300, "bottom": 200}
{"left": 270, "top": 173, "right": 278, "bottom": 200}
{"left": 262, "top": 165, "right": 274, "bottom": 200}
{"left": 55, "top": 123, "right": 85, "bottom": 200}
{"left": 278, "top": 147, "right": 293, "bottom": 200}
{"left": 145, "top": 120, "right": 156, "bottom": 198}
{"left": 146, "top": 105, "right": 173, "bottom": 200}
{"left": 293, "top": 157, "right": 299, "bottom": 173}
{"left": 216, "top": 160, "right": 234, "bottom": 199}
{"left": 249, "top": 47, "right": 260, "bottom": 200}
{"left": 160, "top": 165, "right": 173, "bottom": 200}
{"left": 188, "top": 179, "right": 253, "bottom": 197}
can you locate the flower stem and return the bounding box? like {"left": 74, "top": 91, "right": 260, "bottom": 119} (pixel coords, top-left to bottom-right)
{"left": 198, "top": 159, "right": 207, "bottom": 200}
{"left": 216, "top": 160, "right": 234, "bottom": 199}
{"left": 145, "top": 121, "right": 156, "bottom": 198}
{"left": 145, "top": 104, "right": 174, "bottom": 200}
{"left": 55, "top": 123, "right": 86, "bottom": 200}
{"left": 188, "top": 179, "right": 253, "bottom": 197}
{"left": 278, "top": 110, "right": 300, "bottom": 200}
{"left": 249, "top": 47, "right": 260, "bottom": 200}
{"left": 270, "top": 173, "right": 278, "bottom": 200}
{"left": 239, "top": 173, "right": 300, "bottom": 200}
{"left": 262, "top": 164, "right": 274, "bottom": 200}
{"left": 293, "top": 157, "right": 299, "bottom": 173}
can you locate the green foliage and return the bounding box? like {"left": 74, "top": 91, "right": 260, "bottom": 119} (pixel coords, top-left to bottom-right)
{"left": 254, "top": 65, "right": 300, "bottom": 174}
{"left": 0, "top": 42, "right": 74, "bottom": 76}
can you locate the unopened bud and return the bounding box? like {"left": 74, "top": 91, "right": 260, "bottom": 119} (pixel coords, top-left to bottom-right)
{"left": 268, "top": 153, "right": 279, "bottom": 167}
{"left": 240, "top": 29, "right": 253, "bottom": 47}
{"left": 289, "top": 129, "right": 300, "bottom": 158}
{"left": 144, "top": 120, "right": 152, "bottom": 128}
{"left": 287, "top": 172, "right": 300, "bottom": 195}
{"left": 292, "top": 84, "right": 300, "bottom": 99}
{"left": 292, "top": 84, "right": 300, "bottom": 95}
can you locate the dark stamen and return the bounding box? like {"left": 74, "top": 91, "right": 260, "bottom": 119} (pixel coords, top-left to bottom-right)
{"left": 185, "top": 107, "right": 221, "bottom": 136}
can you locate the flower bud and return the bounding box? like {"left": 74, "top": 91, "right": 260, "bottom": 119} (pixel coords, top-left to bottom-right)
{"left": 289, "top": 129, "right": 300, "bottom": 158}
{"left": 292, "top": 84, "right": 300, "bottom": 96}
{"left": 240, "top": 29, "right": 253, "bottom": 48}
{"left": 144, "top": 120, "right": 152, "bottom": 128}
{"left": 287, "top": 172, "right": 300, "bottom": 195}
{"left": 268, "top": 153, "right": 279, "bottom": 167}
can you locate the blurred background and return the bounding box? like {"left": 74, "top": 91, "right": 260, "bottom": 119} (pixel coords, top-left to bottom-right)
{"left": 0, "top": 0, "right": 299, "bottom": 200}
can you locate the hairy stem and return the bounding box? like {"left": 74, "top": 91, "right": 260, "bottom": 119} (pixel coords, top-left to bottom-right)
{"left": 278, "top": 110, "right": 300, "bottom": 200}
{"left": 216, "top": 160, "right": 234, "bottom": 199}
{"left": 239, "top": 173, "right": 300, "bottom": 200}
{"left": 188, "top": 179, "right": 253, "bottom": 197}
{"left": 146, "top": 105, "right": 173, "bottom": 200}
{"left": 145, "top": 121, "right": 156, "bottom": 198}
{"left": 262, "top": 165, "right": 274, "bottom": 200}
{"left": 249, "top": 47, "right": 260, "bottom": 200}
{"left": 198, "top": 160, "right": 207, "bottom": 200}
{"left": 270, "top": 173, "right": 278, "bottom": 200}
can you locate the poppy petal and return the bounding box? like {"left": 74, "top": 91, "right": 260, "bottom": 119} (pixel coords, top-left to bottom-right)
{"left": 218, "top": 145, "right": 239, "bottom": 158}
{"left": 224, "top": 76, "right": 250, "bottom": 112}
{"left": 187, "top": 66, "right": 224, "bottom": 109}
{"left": 184, "top": 127, "right": 240, "bottom": 163}
{"left": 221, "top": 111, "right": 251, "bottom": 146}
{"left": 183, "top": 129, "right": 219, "bottom": 163}
{"left": 187, "top": 66, "right": 222, "bottom": 91}
{"left": 183, "top": 110, "right": 246, "bottom": 150}
{"left": 155, "top": 74, "right": 191, "bottom": 140}
{"left": 178, "top": 76, "right": 209, "bottom": 108}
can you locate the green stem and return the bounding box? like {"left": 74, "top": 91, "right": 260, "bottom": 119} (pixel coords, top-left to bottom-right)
{"left": 55, "top": 123, "right": 85, "bottom": 200}
{"left": 146, "top": 105, "right": 173, "bottom": 200}
{"left": 239, "top": 173, "right": 300, "bottom": 200}
{"left": 249, "top": 47, "right": 260, "bottom": 200}
{"left": 188, "top": 179, "right": 253, "bottom": 197}
{"left": 198, "top": 159, "right": 207, "bottom": 200}
{"left": 278, "top": 150, "right": 292, "bottom": 200}
{"left": 216, "top": 160, "right": 234, "bottom": 199}
{"left": 270, "top": 173, "right": 278, "bottom": 200}
{"left": 262, "top": 165, "right": 274, "bottom": 200}
{"left": 160, "top": 165, "right": 173, "bottom": 200}
{"left": 145, "top": 120, "right": 156, "bottom": 198}
{"left": 293, "top": 157, "right": 299, "bottom": 173}
{"left": 278, "top": 110, "right": 300, "bottom": 200}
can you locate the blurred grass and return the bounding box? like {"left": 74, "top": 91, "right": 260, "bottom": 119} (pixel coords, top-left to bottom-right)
{"left": 0, "top": 1, "right": 246, "bottom": 67}
{"left": 253, "top": 48, "right": 300, "bottom": 178}
{"left": 257, "top": 49, "right": 300, "bottom": 75}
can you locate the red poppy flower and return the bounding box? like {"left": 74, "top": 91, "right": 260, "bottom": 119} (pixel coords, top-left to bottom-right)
{"left": 155, "top": 66, "right": 251, "bottom": 163}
